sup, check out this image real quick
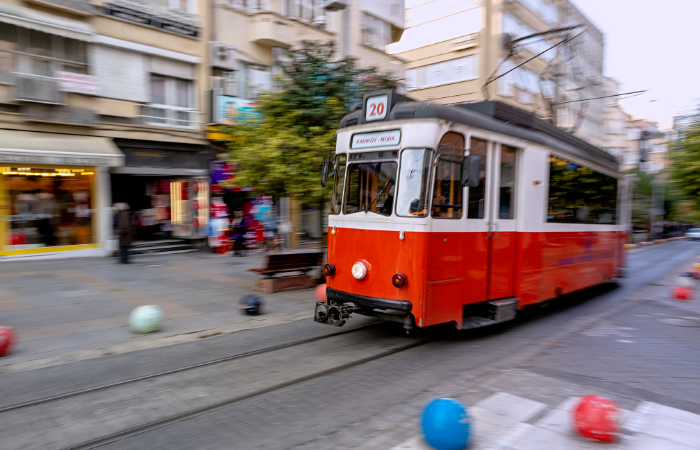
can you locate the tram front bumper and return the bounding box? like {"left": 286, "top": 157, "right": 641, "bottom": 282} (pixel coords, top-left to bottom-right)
{"left": 314, "top": 288, "right": 414, "bottom": 330}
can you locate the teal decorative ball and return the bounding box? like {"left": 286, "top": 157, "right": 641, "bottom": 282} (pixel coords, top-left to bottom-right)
{"left": 130, "top": 305, "right": 163, "bottom": 333}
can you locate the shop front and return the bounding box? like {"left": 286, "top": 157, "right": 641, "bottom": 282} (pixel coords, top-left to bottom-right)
{"left": 0, "top": 130, "right": 124, "bottom": 259}
{"left": 110, "top": 140, "right": 209, "bottom": 244}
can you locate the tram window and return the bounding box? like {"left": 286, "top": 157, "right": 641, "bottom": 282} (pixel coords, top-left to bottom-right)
{"left": 431, "top": 158, "right": 463, "bottom": 219}
{"left": 547, "top": 156, "right": 618, "bottom": 224}
{"left": 344, "top": 161, "right": 398, "bottom": 216}
{"left": 330, "top": 154, "right": 346, "bottom": 215}
{"left": 499, "top": 145, "right": 517, "bottom": 219}
{"left": 396, "top": 148, "right": 432, "bottom": 217}
{"left": 467, "top": 138, "right": 488, "bottom": 219}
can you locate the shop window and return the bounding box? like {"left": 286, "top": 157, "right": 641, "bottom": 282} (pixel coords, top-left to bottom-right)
{"left": 3, "top": 167, "right": 94, "bottom": 250}
{"left": 144, "top": 75, "right": 196, "bottom": 128}
{"left": 0, "top": 25, "right": 88, "bottom": 78}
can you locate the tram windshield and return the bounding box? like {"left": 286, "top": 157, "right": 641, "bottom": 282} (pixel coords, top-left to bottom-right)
{"left": 395, "top": 149, "right": 432, "bottom": 217}
{"left": 344, "top": 161, "right": 397, "bottom": 216}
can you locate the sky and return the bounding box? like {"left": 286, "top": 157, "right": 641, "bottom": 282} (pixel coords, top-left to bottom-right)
{"left": 570, "top": 0, "right": 700, "bottom": 130}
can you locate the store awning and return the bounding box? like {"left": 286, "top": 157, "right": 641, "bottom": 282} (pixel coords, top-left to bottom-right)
{"left": 0, "top": 130, "right": 124, "bottom": 167}
{"left": 0, "top": 3, "right": 95, "bottom": 42}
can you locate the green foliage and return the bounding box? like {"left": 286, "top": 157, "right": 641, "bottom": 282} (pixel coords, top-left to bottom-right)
{"left": 671, "top": 109, "right": 700, "bottom": 219}
{"left": 221, "top": 41, "right": 398, "bottom": 205}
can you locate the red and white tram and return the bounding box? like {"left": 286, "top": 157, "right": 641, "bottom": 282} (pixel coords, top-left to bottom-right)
{"left": 314, "top": 90, "right": 629, "bottom": 331}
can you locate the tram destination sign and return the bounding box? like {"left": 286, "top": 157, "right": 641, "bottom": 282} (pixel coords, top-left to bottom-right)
{"left": 351, "top": 130, "right": 401, "bottom": 149}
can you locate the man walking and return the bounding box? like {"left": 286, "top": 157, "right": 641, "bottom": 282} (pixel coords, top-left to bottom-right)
{"left": 115, "top": 203, "right": 133, "bottom": 264}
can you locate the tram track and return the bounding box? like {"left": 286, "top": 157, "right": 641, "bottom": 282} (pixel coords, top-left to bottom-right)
{"left": 0, "top": 322, "right": 432, "bottom": 450}
{"left": 0, "top": 322, "right": 383, "bottom": 415}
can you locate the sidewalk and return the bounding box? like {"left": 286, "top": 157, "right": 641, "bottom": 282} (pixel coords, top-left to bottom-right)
{"left": 0, "top": 251, "right": 319, "bottom": 374}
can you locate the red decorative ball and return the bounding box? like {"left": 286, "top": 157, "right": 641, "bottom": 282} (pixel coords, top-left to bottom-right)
{"left": 573, "top": 395, "right": 620, "bottom": 443}
{"left": 315, "top": 284, "right": 327, "bottom": 303}
{"left": 672, "top": 286, "right": 693, "bottom": 300}
{"left": 0, "top": 326, "right": 16, "bottom": 357}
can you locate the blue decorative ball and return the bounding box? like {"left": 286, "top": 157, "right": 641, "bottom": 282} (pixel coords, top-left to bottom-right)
{"left": 239, "top": 295, "right": 262, "bottom": 316}
{"left": 421, "top": 398, "right": 471, "bottom": 450}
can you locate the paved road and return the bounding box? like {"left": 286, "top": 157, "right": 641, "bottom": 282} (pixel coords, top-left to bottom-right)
{"left": 0, "top": 241, "right": 698, "bottom": 450}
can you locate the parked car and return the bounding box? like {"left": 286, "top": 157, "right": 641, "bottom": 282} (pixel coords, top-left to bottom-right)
{"left": 685, "top": 228, "right": 700, "bottom": 240}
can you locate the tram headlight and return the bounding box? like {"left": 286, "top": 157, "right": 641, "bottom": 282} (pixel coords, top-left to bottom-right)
{"left": 323, "top": 264, "right": 336, "bottom": 277}
{"left": 392, "top": 273, "right": 407, "bottom": 288}
{"left": 351, "top": 262, "right": 367, "bottom": 280}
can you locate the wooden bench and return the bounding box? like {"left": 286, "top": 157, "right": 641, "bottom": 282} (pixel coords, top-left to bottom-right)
{"left": 249, "top": 252, "right": 322, "bottom": 293}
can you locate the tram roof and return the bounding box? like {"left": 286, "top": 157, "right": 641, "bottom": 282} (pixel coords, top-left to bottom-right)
{"left": 339, "top": 98, "right": 619, "bottom": 173}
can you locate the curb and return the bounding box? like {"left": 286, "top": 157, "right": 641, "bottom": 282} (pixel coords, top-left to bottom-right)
{"left": 626, "top": 236, "right": 687, "bottom": 249}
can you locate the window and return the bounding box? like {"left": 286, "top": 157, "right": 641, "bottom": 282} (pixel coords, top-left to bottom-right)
{"left": 0, "top": 25, "right": 88, "bottom": 78}
{"left": 5, "top": 167, "right": 95, "bottom": 250}
{"left": 499, "top": 146, "right": 517, "bottom": 219}
{"left": 286, "top": 0, "right": 323, "bottom": 23}
{"left": 547, "top": 156, "right": 618, "bottom": 224}
{"left": 407, "top": 56, "right": 478, "bottom": 90}
{"left": 229, "top": 0, "right": 265, "bottom": 11}
{"left": 362, "top": 14, "right": 392, "bottom": 51}
{"left": 144, "top": 75, "right": 195, "bottom": 127}
{"left": 431, "top": 158, "right": 463, "bottom": 219}
{"left": 468, "top": 137, "right": 488, "bottom": 219}
{"left": 396, "top": 149, "right": 432, "bottom": 217}
{"left": 330, "top": 154, "right": 346, "bottom": 215}
{"left": 344, "top": 161, "right": 397, "bottom": 216}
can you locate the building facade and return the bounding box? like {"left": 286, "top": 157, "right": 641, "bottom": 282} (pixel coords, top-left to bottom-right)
{"left": 0, "top": 0, "right": 210, "bottom": 259}
{"left": 207, "top": 0, "right": 406, "bottom": 126}
{"left": 390, "top": 0, "right": 606, "bottom": 147}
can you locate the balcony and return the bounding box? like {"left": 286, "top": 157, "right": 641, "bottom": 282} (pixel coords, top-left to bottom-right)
{"left": 249, "top": 12, "right": 333, "bottom": 47}
{"left": 250, "top": 13, "right": 295, "bottom": 47}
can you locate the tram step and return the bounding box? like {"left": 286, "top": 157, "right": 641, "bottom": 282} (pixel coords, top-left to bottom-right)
{"left": 462, "top": 297, "right": 519, "bottom": 330}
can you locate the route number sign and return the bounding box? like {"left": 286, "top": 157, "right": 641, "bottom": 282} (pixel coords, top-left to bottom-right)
{"left": 365, "top": 95, "right": 388, "bottom": 122}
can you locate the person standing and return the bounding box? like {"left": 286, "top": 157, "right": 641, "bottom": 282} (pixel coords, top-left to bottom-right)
{"left": 115, "top": 203, "right": 133, "bottom": 264}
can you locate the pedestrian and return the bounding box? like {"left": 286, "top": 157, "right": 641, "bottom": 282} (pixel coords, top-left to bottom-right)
{"left": 115, "top": 203, "right": 133, "bottom": 264}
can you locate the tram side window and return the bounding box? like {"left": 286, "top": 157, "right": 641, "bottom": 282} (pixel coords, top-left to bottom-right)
{"left": 396, "top": 149, "right": 432, "bottom": 217}
{"left": 468, "top": 138, "right": 488, "bottom": 219}
{"left": 499, "top": 145, "right": 517, "bottom": 219}
{"left": 431, "top": 158, "right": 463, "bottom": 219}
{"left": 344, "top": 162, "right": 397, "bottom": 216}
{"left": 330, "top": 154, "right": 346, "bottom": 215}
{"left": 547, "top": 156, "right": 618, "bottom": 224}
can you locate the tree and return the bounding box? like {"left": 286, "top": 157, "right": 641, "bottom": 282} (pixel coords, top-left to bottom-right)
{"left": 670, "top": 108, "right": 700, "bottom": 223}
{"left": 222, "top": 41, "right": 398, "bottom": 209}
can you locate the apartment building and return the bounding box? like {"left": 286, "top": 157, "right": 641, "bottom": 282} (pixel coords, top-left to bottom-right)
{"left": 620, "top": 119, "right": 668, "bottom": 174}
{"left": 207, "top": 0, "right": 405, "bottom": 125}
{"left": 0, "top": 0, "right": 209, "bottom": 259}
{"left": 389, "top": 0, "right": 607, "bottom": 147}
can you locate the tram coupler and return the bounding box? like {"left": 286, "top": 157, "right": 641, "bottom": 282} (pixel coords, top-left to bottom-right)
{"left": 314, "top": 301, "right": 352, "bottom": 327}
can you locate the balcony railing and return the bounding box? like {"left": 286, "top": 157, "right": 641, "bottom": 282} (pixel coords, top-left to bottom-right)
{"left": 140, "top": 105, "right": 199, "bottom": 129}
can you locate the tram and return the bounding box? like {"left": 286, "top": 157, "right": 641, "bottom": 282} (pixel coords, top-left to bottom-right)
{"left": 314, "top": 90, "right": 629, "bottom": 332}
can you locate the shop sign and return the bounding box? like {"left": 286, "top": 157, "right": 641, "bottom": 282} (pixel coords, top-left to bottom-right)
{"left": 0, "top": 151, "right": 120, "bottom": 167}
{"left": 122, "top": 147, "right": 205, "bottom": 169}
{"left": 103, "top": 0, "right": 200, "bottom": 38}
{"left": 215, "top": 96, "right": 259, "bottom": 125}
{"left": 56, "top": 72, "right": 99, "bottom": 96}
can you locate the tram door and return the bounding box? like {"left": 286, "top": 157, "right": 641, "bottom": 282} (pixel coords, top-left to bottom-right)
{"left": 486, "top": 144, "right": 518, "bottom": 299}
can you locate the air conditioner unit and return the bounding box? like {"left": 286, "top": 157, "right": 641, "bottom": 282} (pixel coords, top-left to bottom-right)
{"left": 210, "top": 76, "right": 237, "bottom": 96}
{"left": 209, "top": 42, "right": 238, "bottom": 71}
{"left": 13, "top": 74, "right": 63, "bottom": 104}
{"left": 322, "top": 0, "right": 346, "bottom": 11}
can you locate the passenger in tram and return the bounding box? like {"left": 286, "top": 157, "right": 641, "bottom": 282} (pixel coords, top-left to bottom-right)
{"left": 379, "top": 179, "right": 395, "bottom": 216}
